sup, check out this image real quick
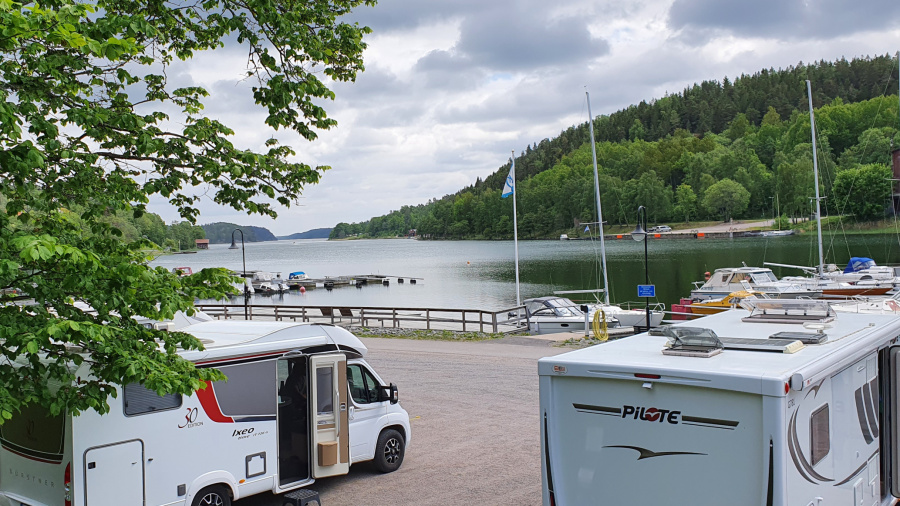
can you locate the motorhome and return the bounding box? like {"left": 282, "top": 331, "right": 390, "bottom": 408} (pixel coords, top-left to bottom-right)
{"left": 539, "top": 299, "right": 900, "bottom": 506}
{"left": 0, "top": 321, "right": 410, "bottom": 506}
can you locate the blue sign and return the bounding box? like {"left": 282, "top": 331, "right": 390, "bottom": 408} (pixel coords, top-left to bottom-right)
{"left": 637, "top": 285, "right": 656, "bottom": 298}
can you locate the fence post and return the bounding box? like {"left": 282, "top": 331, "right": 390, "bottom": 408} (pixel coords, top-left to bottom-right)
{"left": 330, "top": 308, "right": 335, "bottom": 325}
{"left": 361, "top": 308, "right": 366, "bottom": 327}
{"left": 392, "top": 309, "right": 397, "bottom": 328}
{"left": 479, "top": 311, "right": 484, "bottom": 333}
{"left": 426, "top": 309, "right": 430, "bottom": 330}
{"left": 249, "top": 305, "right": 253, "bottom": 321}
{"left": 462, "top": 311, "right": 466, "bottom": 332}
{"left": 274, "top": 306, "right": 279, "bottom": 321}
{"left": 302, "top": 306, "right": 307, "bottom": 322}
{"left": 492, "top": 312, "right": 498, "bottom": 333}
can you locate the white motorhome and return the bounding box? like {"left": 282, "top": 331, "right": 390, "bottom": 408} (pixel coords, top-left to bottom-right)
{"left": 0, "top": 321, "right": 410, "bottom": 506}
{"left": 539, "top": 300, "right": 900, "bottom": 506}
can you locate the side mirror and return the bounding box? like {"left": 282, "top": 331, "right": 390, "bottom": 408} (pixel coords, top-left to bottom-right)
{"left": 377, "top": 383, "right": 399, "bottom": 404}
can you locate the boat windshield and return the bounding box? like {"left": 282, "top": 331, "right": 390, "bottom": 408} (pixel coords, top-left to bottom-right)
{"left": 751, "top": 272, "right": 778, "bottom": 283}
{"left": 547, "top": 298, "right": 583, "bottom": 317}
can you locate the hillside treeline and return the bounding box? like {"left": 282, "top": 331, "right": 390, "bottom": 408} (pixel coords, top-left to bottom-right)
{"left": 201, "top": 222, "right": 278, "bottom": 243}
{"left": 331, "top": 56, "right": 900, "bottom": 240}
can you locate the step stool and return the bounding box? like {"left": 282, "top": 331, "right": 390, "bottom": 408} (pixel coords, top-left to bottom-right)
{"left": 282, "top": 488, "right": 320, "bottom": 506}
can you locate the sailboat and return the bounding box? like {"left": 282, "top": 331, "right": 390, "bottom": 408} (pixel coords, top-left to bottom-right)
{"left": 765, "top": 81, "right": 893, "bottom": 299}
{"left": 573, "top": 91, "right": 664, "bottom": 328}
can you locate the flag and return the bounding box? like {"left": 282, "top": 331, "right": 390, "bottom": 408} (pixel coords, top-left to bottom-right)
{"left": 501, "top": 158, "right": 515, "bottom": 198}
{"left": 584, "top": 225, "right": 590, "bottom": 233}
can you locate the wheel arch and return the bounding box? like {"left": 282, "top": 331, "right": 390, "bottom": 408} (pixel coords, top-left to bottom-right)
{"left": 185, "top": 471, "right": 239, "bottom": 505}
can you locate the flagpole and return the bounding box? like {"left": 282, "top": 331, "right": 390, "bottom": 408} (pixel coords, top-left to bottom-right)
{"left": 511, "top": 150, "right": 521, "bottom": 307}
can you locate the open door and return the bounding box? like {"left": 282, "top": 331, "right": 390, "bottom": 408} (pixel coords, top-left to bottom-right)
{"left": 277, "top": 355, "right": 310, "bottom": 487}
{"left": 310, "top": 353, "right": 350, "bottom": 478}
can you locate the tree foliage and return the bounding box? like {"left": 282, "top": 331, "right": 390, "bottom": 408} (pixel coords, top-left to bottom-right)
{"left": 702, "top": 179, "right": 751, "bottom": 222}
{"left": 0, "top": 0, "right": 373, "bottom": 419}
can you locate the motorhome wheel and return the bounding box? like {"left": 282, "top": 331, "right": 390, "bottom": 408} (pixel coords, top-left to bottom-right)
{"left": 374, "top": 428, "right": 405, "bottom": 473}
{"left": 192, "top": 485, "right": 232, "bottom": 506}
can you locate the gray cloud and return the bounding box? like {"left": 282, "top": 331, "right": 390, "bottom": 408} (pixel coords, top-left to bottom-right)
{"left": 455, "top": 8, "right": 609, "bottom": 71}
{"left": 668, "top": 0, "right": 900, "bottom": 43}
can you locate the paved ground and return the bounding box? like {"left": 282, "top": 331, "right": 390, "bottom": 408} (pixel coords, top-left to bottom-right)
{"left": 237, "top": 337, "right": 572, "bottom": 506}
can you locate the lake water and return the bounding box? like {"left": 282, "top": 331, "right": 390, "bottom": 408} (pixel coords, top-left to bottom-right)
{"left": 150, "top": 235, "right": 900, "bottom": 310}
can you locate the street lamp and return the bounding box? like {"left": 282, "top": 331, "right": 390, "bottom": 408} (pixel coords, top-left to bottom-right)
{"left": 630, "top": 206, "right": 650, "bottom": 331}
{"left": 230, "top": 229, "right": 249, "bottom": 320}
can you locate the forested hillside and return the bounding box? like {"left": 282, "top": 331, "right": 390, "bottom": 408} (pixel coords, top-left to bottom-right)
{"left": 202, "top": 222, "right": 278, "bottom": 243}
{"left": 331, "top": 55, "right": 900, "bottom": 240}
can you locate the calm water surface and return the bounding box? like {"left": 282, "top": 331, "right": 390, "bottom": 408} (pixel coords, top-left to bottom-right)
{"left": 150, "top": 235, "right": 900, "bottom": 310}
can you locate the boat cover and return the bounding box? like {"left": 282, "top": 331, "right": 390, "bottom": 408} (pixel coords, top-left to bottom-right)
{"left": 289, "top": 271, "right": 306, "bottom": 278}
{"left": 844, "top": 257, "right": 876, "bottom": 273}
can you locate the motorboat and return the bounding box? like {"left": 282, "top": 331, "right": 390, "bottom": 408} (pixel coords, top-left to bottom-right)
{"left": 687, "top": 290, "right": 767, "bottom": 315}
{"left": 288, "top": 271, "right": 309, "bottom": 280}
{"left": 587, "top": 302, "right": 664, "bottom": 328}
{"left": 690, "top": 266, "right": 821, "bottom": 301}
{"left": 524, "top": 296, "right": 618, "bottom": 335}
{"left": 831, "top": 292, "right": 900, "bottom": 315}
{"left": 249, "top": 271, "right": 288, "bottom": 293}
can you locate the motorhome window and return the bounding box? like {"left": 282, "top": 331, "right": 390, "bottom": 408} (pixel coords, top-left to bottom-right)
{"left": 124, "top": 383, "right": 182, "bottom": 416}
{"left": 0, "top": 403, "right": 65, "bottom": 460}
{"left": 316, "top": 366, "right": 334, "bottom": 415}
{"left": 212, "top": 360, "right": 277, "bottom": 417}
{"left": 810, "top": 404, "right": 830, "bottom": 466}
{"left": 348, "top": 364, "right": 381, "bottom": 404}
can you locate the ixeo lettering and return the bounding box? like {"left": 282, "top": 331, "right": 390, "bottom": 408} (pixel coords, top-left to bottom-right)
{"left": 622, "top": 405, "right": 681, "bottom": 424}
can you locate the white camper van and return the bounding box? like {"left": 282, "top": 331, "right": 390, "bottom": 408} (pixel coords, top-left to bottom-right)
{"left": 539, "top": 300, "right": 900, "bottom": 506}
{"left": 0, "top": 321, "right": 411, "bottom": 506}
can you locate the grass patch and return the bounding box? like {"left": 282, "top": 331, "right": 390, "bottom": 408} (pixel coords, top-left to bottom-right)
{"left": 350, "top": 327, "right": 511, "bottom": 341}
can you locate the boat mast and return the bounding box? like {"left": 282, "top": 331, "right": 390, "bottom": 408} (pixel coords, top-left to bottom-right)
{"left": 806, "top": 80, "right": 825, "bottom": 276}
{"left": 586, "top": 90, "right": 610, "bottom": 305}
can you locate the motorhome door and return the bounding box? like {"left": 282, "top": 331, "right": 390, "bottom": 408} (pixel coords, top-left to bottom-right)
{"left": 310, "top": 353, "right": 350, "bottom": 478}
{"left": 889, "top": 347, "right": 900, "bottom": 497}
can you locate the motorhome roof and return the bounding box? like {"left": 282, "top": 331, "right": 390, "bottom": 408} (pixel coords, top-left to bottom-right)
{"left": 178, "top": 321, "right": 367, "bottom": 362}
{"left": 539, "top": 309, "right": 900, "bottom": 397}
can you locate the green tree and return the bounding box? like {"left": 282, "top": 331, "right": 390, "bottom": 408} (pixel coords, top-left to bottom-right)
{"left": 674, "top": 184, "right": 698, "bottom": 223}
{"left": 832, "top": 164, "right": 892, "bottom": 220}
{"left": 0, "top": 0, "right": 374, "bottom": 419}
{"left": 702, "top": 179, "right": 751, "bottom": 221}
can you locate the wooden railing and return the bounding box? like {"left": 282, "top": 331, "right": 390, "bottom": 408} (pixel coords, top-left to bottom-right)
{"left": 194, "top": 303, "right": 529, "bottom": 334}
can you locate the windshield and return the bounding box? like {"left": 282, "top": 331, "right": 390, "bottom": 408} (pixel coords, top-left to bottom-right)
{"left": 548, "top": 298, "right": 583, "bottom": 317}
{"left": 751, "top": 272, "right": 778, "bottom": 283}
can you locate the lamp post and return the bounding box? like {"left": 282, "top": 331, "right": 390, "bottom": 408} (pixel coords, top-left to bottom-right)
{"left": 630, "top": 206, "right": 650, "bottom": 331}
{"left": 229, "top": 229, "right": 248, "bottom": 320}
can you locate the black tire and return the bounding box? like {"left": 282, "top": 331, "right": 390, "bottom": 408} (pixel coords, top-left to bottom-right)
{"left": 374, "top": 428, "right": 405, "bottom": 473}
{"left": 192, "top": 485, "right": 232, "bottom": 506}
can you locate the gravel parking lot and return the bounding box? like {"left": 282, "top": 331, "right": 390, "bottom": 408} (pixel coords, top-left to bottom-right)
{"left": 238, "top": 337, "right": 568, "bottom": 506}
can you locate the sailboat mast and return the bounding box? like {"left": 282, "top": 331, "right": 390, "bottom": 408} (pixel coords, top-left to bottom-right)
{"left": 806, "top": 80, "right": 825, "bottom": 276}
{"left": 586, "top": 91, "right": 610, "bottom": 305}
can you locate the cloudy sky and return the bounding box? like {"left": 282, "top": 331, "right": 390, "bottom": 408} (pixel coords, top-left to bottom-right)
{"left": 148, "top": 0, "right": 900, "bottom": 236}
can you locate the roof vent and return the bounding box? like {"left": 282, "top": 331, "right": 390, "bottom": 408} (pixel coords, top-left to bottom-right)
{"left": 740, "top": 299, "right": 835, "bottom": 324}
{"left": 661, "top": 326, "right": 724, "bottom": 358}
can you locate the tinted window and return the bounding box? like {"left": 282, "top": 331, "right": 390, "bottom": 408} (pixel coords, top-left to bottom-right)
{"left": 124, "top": 383, "right": 181, "bottom": 416}
{"left": 0, "top": 403, "right": 65, "bottom": 461}
{"left": 316, "top": 366, "right": 334, "bottom": 415}
{"left": 212, "top": 360, "right": 277, "bottom": 417}
{"left": 810, "top": 404, "right": 830, "bottom": 466}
